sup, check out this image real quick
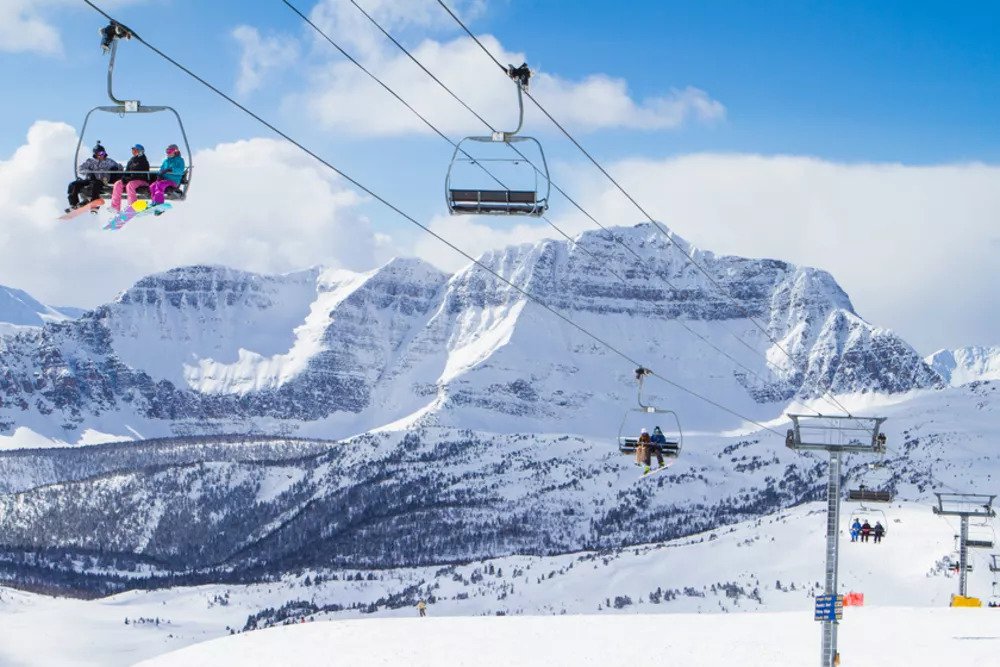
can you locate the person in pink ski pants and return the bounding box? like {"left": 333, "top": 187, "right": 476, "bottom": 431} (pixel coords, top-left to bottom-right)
{"left": 110, "top": 143, "right": 151, "bottom": 212}
{"left": 150, "top": 143, "right": 186, "bottom": 205}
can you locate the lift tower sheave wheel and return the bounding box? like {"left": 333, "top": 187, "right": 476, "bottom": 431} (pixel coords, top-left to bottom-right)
{"left": 785, "top": 413, "right": 888, "bottom": 667}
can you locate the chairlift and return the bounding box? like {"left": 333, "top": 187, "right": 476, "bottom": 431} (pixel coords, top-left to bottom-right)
{"left": 445, "top": 63, "right": 550, "bottom": 216}
{"left": 967, "top": 524, "right": 997, "bottom": 550}
{"left": 848, "top": 479, "right": 892, "bottom": 536}
{"left": 74, "top": 21, "right": 193, "bottom": 203}
{"left": 616, "top": 367, "right": 682, "bottom": 461}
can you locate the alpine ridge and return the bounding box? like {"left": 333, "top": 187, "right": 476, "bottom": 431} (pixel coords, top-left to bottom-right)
{"left": 0, "top": 223, "right": 942, "bottom": 444}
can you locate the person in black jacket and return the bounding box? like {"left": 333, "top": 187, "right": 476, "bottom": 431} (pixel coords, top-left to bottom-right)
{"left": 66, "top": 143, "right": 121, "bottom": 210}
{"left": 109, "top": 143, "right": 151, "bottom": 212}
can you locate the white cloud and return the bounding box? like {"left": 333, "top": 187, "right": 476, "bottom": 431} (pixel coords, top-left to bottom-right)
{"left": 545, "top": 154, "right": 1000, "bottom": 354}
{"left": 0, "top": 0, "right": 65, "bottom": 55}
{"left": 308, "top": 0, "right": 486, "bottom": 62}
{"left": 530, "top": 80, "right": 724, "bottom": 132}
{"left": 0, "top": 0, "right": 143, "bottom": 56}
{"left": 232, "top": 26, "right": 300, "bottom": 96}
{"left": 292, "top": 1, "right": 723, "bottom": 137}
{"left": 0, "top": 122, "right": 388, "bottom": 309}
{"left": 298, "top": 34, "right": 724, "bottom": 137}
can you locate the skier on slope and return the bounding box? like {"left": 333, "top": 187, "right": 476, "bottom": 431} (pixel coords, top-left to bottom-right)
{"left": 417, "top": 600, "right": 427, "bottom": 617}
{"left": 66, "top": 143, "right": 121, "bottom": 211}
{"left": 149, "top": 143, "right": 185, "bottom": 206}
{"left": 109, "top": 143, "right": 151, "bottom": 212}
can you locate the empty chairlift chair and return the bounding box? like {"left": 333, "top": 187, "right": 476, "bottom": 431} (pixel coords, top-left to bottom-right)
{"left": 445, "top": 63, "right": 550, "bottom": 216}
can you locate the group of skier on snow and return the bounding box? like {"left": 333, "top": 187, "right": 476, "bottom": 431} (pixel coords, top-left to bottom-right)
{"left": 66, "top": 141, "right": 185, "bottom": 213}
{"left": 849, "top": 518, "right": 885, "bottom": 543}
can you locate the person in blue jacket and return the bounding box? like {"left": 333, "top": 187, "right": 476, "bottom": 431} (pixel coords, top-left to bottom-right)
{"left": 149, "top": 143, "right": 185, "bottom": 205}
{"left": 646, "top": 426, "right": 667, "bottom": 469}
{"left": 850, "top": 518, "right": 862, "bottom": 542}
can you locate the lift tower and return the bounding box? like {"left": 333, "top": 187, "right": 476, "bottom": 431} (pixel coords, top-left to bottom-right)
{"left": 932, "top": 493, "right": 996, "bottom": 598}
{"left": 786, "top": 413, "right": 887, "bottom": 667}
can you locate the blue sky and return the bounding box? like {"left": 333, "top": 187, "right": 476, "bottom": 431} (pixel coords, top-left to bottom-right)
{"left": 1, "top": 0, "right": 999, "bottom": 354}
{"left": 6, "top": 0, "right": 1000, "bottom": 162}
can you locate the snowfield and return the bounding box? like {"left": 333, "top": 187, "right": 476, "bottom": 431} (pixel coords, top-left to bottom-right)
{"left": 2, "top": 501, "right": 998, "bottom": 666}
{"left": 134, "top": 608, "right": 1000, "bottom": 667}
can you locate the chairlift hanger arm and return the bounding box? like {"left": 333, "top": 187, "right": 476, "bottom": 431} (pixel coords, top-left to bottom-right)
{"left": 99, "top": 21, "right": 140, "bottom": 108}
{"left": 494, "top": 62, "right": 532, "bottom": 142}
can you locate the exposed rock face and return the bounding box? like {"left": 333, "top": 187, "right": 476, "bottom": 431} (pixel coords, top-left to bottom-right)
{"left": 0, "top": 224, "right": 942, "bottom": 441}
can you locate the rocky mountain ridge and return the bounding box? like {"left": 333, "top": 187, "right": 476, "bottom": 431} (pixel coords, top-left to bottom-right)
{"left": 0, "top": 223, "right": 943, "bottom": 444}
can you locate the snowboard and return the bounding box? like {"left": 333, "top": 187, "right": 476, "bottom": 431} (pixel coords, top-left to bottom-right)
{"left": 58, "top": 199, "right": 105, "bottom": 220}
{"left": 637, "top": 462, "right": 676, "bottom": 479}
{"left": 104, "top": 201, "right": 172, "bottom": 231}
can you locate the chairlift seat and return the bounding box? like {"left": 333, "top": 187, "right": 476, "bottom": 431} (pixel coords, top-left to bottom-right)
{"left": 967, "top": 539, "right": 995, "bottom": 549}
{"left": 848, "top": 489, "right": 893, "bottom": 503}
{"left": 448, "top": 189, "right": 540, "bottom": 215}
{"left": 618, "top": 437, "right": 680, "bottom": 456}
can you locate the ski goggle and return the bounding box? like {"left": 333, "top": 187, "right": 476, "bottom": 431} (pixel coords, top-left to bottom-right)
{"left": 166, "top": 147, "right": 178, "bottom": 154}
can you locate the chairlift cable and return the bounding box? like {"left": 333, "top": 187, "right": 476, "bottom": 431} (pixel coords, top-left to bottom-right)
{"left": 344, "top": 0, "right": 832, "bottom": 419}
{"left": 279, "top": 0, "right": 506, "bottom": 192}
{"left": 81, "top": 0, "right": 784, "bottom": 439}
{"left": 295, "top": 0, "right": 812, "bottom": 413}
{"left": 435, "top": 0, "right": 862, "bottom": 423}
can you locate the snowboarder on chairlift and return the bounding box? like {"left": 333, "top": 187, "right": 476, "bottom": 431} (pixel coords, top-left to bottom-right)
{"left": 110, "top": 143, "right": 151, "bottom": 212}
{"left": 873, "top": 521, "right": 885, "bottom": 543}
{"left": 850, "top": 518, "right": 862, "bottom": 542}
{"left": 66, "top": 143, "right": 121, "bottom": 211}
{"left": 149, "top": 144, "right": 185, "bottom": 206}
{"left": 860, "top": 520, "right": 872, "bottom": 543}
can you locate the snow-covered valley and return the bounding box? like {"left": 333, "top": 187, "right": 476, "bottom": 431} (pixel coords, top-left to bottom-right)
{"left": 2, "top": 500, "right": 998, "bottom": 666}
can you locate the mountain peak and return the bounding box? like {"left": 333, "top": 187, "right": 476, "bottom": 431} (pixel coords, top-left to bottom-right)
{"left": 926, "top": 346, "right": 1000, "bottom": 386}
{"left": 0, "top": 284, "right": 79, "bottom": 334}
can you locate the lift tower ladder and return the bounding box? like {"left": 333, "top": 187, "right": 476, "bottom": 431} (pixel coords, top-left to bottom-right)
{"left": 786, "top": 413, "right": 887, "bottom": 667}
{"left": 932, "top": 493, "right": 996, "bottom": 598}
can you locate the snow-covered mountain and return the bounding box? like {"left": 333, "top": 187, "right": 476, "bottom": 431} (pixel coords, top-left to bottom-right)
{"left": 0, "top": 224, "right": 942, "bottom": 444}
{"left": 0, "top": 284, "right": 82, "bottom": 337}
{"left": 926, "top": 346, "right": 1000, "bottom": 386}
{"left": 0, "top": 223, "right": 994, "bottom": 666}
{"left": 0, "top": 380, "right": 995, "bottom": 597}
